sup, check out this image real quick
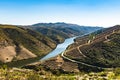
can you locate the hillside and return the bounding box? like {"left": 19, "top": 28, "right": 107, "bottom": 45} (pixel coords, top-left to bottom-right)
{"left": 0, "top": 25, "right": 56, "bottom": 63}
{"left": 64, "top": 25, "right": 120, "bottom": 68}
{"left": 26, "top": 22, "right": 102, "bottom": 43}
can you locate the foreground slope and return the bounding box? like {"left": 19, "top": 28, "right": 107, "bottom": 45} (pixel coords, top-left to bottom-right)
{"left": 0, "top": 25, "right": 56, "bottom": 63}
{"left": 0, "top": 67, "right": 120, "bottom": 80}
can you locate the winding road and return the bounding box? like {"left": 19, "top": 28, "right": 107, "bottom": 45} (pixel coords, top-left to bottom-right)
{"left": 61, "top": 50, "right": 112, "bottom": 70}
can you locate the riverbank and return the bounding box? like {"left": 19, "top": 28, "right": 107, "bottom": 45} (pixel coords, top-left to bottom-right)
{"left": 40, "top": 36, "right": 77, "bottom": 61}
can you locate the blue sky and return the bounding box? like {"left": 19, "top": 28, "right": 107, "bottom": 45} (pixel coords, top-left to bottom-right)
{"left": 0, "top": 0, "right": 120, "bottom": 27}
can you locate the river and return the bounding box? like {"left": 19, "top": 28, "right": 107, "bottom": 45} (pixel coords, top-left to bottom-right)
{"left": 40, "top": 32, "right": 94, "bottom": 61}
{"left": 40, "top": 36, "right": 77, "bottom": 61}
{"left": 2, "top": 32, "right": 95, "bottom": 67}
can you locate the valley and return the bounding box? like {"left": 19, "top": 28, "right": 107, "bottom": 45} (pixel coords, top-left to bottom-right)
{"left": 1, "top": 0, "right": 120, "bottom": 79}
{"left": 0, "top": 23, "right": 100, "bottom": 65}
{"left": 0, "top": 23, "right": 120, "bottom": 80}
{"left": 20, "top": 25, "right": 120, "bottom": 80}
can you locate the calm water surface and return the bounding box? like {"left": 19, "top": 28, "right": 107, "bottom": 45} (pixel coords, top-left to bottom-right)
{"left": 40, "top": 36, "right": 76, "bottom": 61}
{"left": 40, "top": 32, "right": 92, "bottom": 61}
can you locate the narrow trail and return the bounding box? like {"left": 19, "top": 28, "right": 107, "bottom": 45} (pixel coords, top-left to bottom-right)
{"left": 66, "top": 42, "right": 89, "bottom": 59}
{"left": 77, "top": 46, "right": 87, "bottom": 58}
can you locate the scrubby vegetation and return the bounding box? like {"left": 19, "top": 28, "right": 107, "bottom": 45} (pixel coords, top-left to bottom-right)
{"left": 0, "top": 65, "right": 119, "bottom": 80}
{"left": 25, "top": 22, "right": 102, "bottom": 43}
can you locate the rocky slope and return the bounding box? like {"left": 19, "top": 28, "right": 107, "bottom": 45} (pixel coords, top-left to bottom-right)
{"left": 0, "top": 25, "right": 56, "bottom": 63}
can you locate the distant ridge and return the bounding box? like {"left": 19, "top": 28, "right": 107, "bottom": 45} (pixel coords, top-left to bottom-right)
{"left": 28, "top": 22, "right": 102, "bottom": 43}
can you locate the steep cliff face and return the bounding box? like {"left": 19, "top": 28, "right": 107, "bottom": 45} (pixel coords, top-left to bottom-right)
{"left": 0, "top": 25, "right": 56, "bottom": 63}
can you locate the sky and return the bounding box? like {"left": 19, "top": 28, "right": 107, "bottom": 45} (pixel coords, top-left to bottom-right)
{"left": 0, "top": 0, "right": 120, "bottom": 27}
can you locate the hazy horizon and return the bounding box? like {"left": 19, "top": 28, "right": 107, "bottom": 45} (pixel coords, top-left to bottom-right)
{"left": 0, "top": 0, "right": 120, "bottom": 27}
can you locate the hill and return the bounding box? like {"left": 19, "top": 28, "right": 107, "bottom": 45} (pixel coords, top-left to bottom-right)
{"left": 64, "top": 25, "right": 120, "bottom": 68}
{"left": 26, "top": 22, "right": 102, "bottom": 43}
{"left": 0, "top": 25, "right": 56, "bottom": 63}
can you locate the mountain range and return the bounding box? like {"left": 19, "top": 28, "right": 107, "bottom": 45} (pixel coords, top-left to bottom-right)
{"left": 24, "top": 22, "right": 102, "bottom": 43}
